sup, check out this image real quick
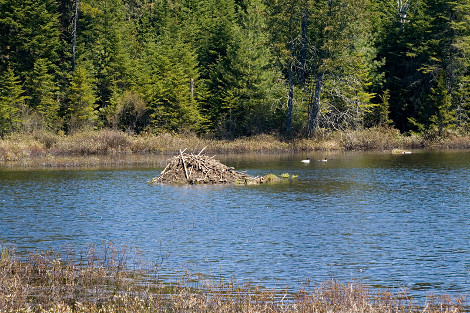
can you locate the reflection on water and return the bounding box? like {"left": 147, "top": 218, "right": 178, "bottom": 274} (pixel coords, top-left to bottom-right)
{"left": 1, "top": 150, "right": 469, "bottom": 298}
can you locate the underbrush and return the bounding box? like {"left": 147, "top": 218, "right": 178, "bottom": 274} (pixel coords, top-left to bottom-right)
{"left": 339, "top": 127, "right": 423, "bottom": 151}
{"left": 0, "top": 245, "right": 466, "bottom": 313}
{"left": 1, "top": 128, "right": 470, "bottom": 163}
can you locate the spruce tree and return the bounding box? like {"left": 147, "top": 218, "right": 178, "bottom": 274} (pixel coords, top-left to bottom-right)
{"left": 190, "top": 0, "right": 240, "bottom": 133}
{"left": 0, "top": 0, "right": 60, "bottom": 89}
{"left": 0, "top": 68, "right": 27, "bottom": 136}
{"left": 76, "top": 0, "right": 134, "bottom": 112}
{"left": 136, "top": 26, "right": 204, "bottom": 133}
{"left": 449, "top": 0, "right": 470, "bottom": 130}
{"left": 29, "top": 58, "right": 60, "bottom": 130}
{"left": 67, "top": 65, "right": 98, "bottom": 131}
{"left": 221, "top": 0, "right": 284, "bottom": 137}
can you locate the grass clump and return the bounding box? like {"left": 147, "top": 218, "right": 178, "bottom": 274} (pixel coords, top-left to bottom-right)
{"left": 0, "top": 246, "right": 467, "bottom": 312}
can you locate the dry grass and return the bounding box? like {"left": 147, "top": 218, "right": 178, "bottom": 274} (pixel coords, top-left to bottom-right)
{"left": 338, "top": 127, "right": 422, "bottom": 151}
{"left": 1, "top": 128, "right": 470, "bottom": 164}
{"left": 0, "top": 245, "right": 467, "bottom": 313}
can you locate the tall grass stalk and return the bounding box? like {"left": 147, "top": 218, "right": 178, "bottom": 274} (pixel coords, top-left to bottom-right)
{"left": 0, "top": 246, "right": 466, "bottom": 312}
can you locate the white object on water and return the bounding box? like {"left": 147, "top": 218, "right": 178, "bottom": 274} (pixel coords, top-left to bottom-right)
{"left": 301, "top": 158, "right": 310, "bottom": 163}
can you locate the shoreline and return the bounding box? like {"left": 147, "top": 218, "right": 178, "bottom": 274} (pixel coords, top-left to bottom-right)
{"left": 2, "top": 128, "right": 470, "bottom": 167}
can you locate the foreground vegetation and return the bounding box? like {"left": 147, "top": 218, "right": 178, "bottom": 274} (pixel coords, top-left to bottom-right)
{"left": 0, "top": 245, "right": 466, "bottom": 312}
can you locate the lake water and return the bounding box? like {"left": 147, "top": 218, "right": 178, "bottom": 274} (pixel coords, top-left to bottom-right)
{"left": 1, "top": 150, "right": 469, "bottom": 299}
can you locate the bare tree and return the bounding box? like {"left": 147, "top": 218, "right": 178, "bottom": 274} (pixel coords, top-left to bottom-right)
{"left": 72, "top": 0, "right": 80, "bottom": 71}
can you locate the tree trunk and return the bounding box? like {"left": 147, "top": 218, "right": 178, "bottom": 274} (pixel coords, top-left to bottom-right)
{"left": 285, "top": 59, "right": 294, "bottom": 136}
{"left": 299, "top": 2, "right": 308, "bottom": 87}
{"left": 307, "top": 72, "right": 323, "bottom": 137}
{"left": 72, "top": 0, "right": 79, "bottom": 71}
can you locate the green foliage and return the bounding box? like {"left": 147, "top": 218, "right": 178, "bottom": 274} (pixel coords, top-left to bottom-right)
{"left": 376, "top": 0, "right": 469, "bottom": 134}
{"left": 0, "top": 68, "right": 27, "bottom": 136}
{"left": 110, "top": 91, "right": 149, "bottom": 133}
{"left": 77, "top": 0, "right": 135, "bottom": 110}
{"left": 137, "top": 31, "right": 205, "bottom": 133}
{"left": 306, "top": 0, "right": 379, "bottom": 133}
{"left": 67, "top": 65, "right": 99, "bottom": 131}
{"left": 0, "top": 0, "right": 60, "bottom": 75}
{"left": 218, "top": 0, "right": 285, "bottom": 137}
{"left": 429, "top": 72, "right": 455, "bottom": 135}
{"left": 29, "top": 58, "right": 60, "bottom": 130}
{"left": 0, "top": 0, "right": 469, "bottom": 137}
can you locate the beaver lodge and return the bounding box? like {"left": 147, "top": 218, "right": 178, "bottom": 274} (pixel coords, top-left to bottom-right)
{"left": 150, "top": 149, "right": 279, "bottom": 185}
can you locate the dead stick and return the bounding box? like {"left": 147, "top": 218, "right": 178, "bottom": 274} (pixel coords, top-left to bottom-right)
{"left": 160, "top": 162, "right": 171, "bottom": 176}
{"left": 180, "top": 150, "right": 189, "bottom": 180}
{"left": 197, "top": 146, "right": 207, "bottom": 156}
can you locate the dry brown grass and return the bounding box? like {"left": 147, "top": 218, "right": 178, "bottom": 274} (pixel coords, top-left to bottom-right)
{"left": 338, "top": 127, "right": 423, "bottom": 151}
{"left": 1, "top": 128, "right": 470, "bottom": 164}
{"left": 0, "top": 245, "right": 467, "bottom": 313}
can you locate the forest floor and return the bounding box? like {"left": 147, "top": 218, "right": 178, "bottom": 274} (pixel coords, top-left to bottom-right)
{"left": 1, "top": 127, "right": 470, "bottom": 166}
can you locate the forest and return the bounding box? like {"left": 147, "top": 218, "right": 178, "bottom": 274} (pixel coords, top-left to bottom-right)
{"left": 1, "top": 0, "right": 469, "bottom": 139}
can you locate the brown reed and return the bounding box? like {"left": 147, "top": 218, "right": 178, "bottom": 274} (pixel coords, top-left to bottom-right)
{"left": 0, "top": 245, "right": 466, "bottom": 313}
{"left": 1, "top": 128, "right": 470, "bottom": 165}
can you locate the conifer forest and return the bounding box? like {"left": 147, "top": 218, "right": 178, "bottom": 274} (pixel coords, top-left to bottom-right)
{"left": 1, "top": 0, "right": 469, "bottom": 139}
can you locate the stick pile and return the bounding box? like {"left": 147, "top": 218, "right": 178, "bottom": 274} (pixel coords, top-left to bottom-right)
{"left": 150, "top": 148, "right": 268, "bottom": 185}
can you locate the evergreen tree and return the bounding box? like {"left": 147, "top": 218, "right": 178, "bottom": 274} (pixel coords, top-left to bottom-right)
{"left": 0, "top": 68, "right": 27, "bottom": 136}
{"left": 0, "top": 0, "right": 60, "bottom": 86}
{"left": 189, "top": 0, "right": 240, "bottom": 132}
{"left": 137, "top": 29, "right": 205, "bottom": 133}
{"left": 449, "top": 0, "right": 470, "bottom": 130}
{"left": 29, "top": 58, "right": 60, "bottom": 130}
{"left": 221, "top": 0, "right": 285, "bottom": 137}
{"left": 306, "top": 0, "right": 378, "bottom": 135}
{"left": 429, "top": 72, "right": 455, "bottom": 136}
{"left": 76, "top": 0, "right": 135, "bottom": 112}
{"left": 265, "top": 0, "right": 306, "bottom": 136}
{"left": 66, "top": 65, "right": 98, "bottom": 131}
{"left": 377, "top": 0, "right": 469, "bottom": 133}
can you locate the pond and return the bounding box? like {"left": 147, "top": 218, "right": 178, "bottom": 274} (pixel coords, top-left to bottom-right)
{"left": 0, "top": 150, "right": 469, "bottom": 299}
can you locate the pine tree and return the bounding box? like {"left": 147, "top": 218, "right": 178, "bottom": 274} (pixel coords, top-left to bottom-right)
{"left": 449, "top": 0, "right": 470, "bottom": 130}
{"left": 377, "top": 0, "right": 468, "bottom": 133}
{"left": 429, "top": 72, "right": 455, "bottom": 136}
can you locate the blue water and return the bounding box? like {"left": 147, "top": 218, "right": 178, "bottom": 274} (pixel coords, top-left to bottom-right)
{"left": 1, "top": 150, "right": 469, "bottom": 298}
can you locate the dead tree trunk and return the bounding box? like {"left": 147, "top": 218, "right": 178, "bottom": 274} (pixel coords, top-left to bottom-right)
{"left": 71, "top": 0, "right": 79, "bottom": 71}
{"left": 299, "top": 2, "right": 309, "bottom": 87}
{"left": 307, "top": 72, "right": 323, "bottom": 137}
{"left": 285, "top": 57, "right": 294, "bottom": 136}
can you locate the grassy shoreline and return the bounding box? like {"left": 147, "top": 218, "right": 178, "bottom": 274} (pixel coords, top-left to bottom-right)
{"left": 0, "top": 246, "right": 466, "bottom": 312}
{"left": 1, "top": 128, "right": 470, "bottom": 166}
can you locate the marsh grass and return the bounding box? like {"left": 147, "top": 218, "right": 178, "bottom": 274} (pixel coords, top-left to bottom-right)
{"left": 1, "top": 128, "right": 470, "bottom": 164}
{"left": 0, "top": 245, "right": 466, "bottom": 313}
